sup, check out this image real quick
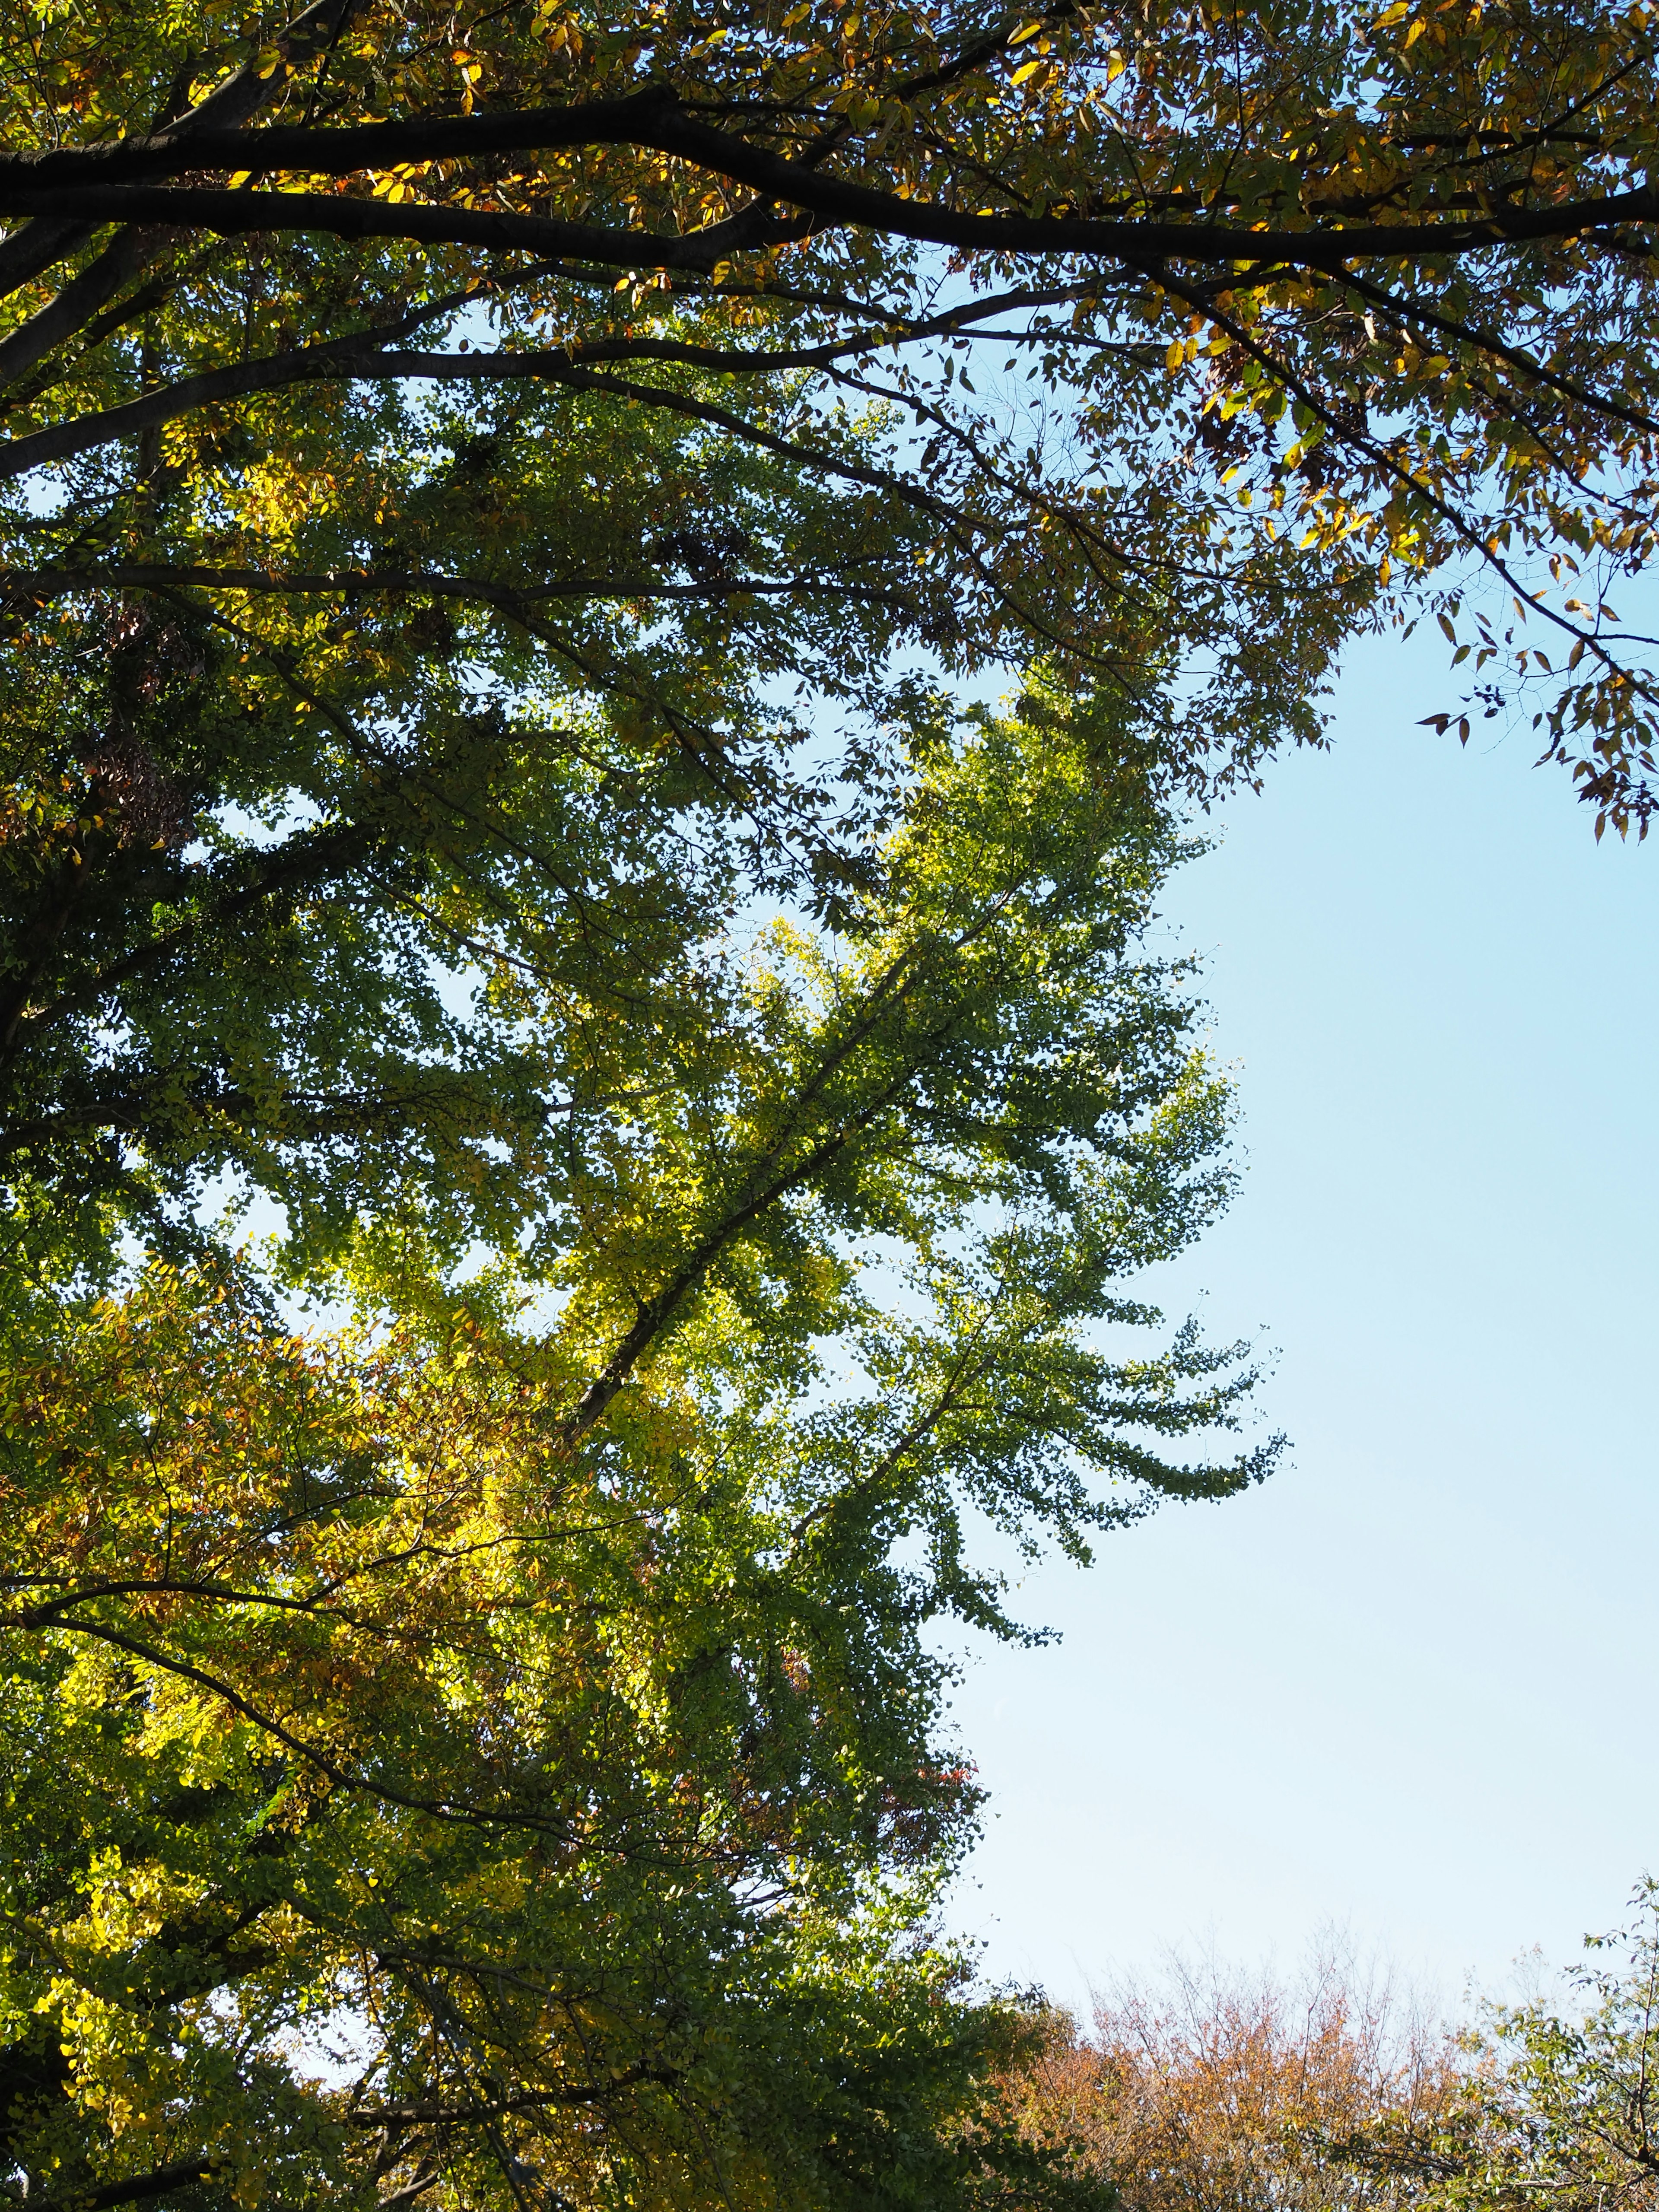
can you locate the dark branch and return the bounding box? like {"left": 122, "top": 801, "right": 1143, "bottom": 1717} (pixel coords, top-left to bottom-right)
{"left": 0, "top": 560, "right": 921, "bottom": 613}
{"left": 29, "top": 2156, "right": 231, "bottom": 2211}
{"left": 346, "top": 2063, "right": 677, "bottom": 2125}
{"left": 0, "top": 96, "right": 1656, "bottom": 274}
{"left": 0, "top": 183, "right": 806, "bottom": 285}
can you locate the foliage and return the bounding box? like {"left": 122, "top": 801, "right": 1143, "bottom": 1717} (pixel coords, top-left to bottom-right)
{"left": 0, "top": 366, "right": 971, "bottom": 1284}
{"left": 0, "top": 1262, "right": 998, "bottom": 2212}
{"left": 1447, "top": 1883, "right": 1659, "bottom": 2212}
{"left": 0, "top": 0, "right": 1658, "bottom": 828}
{"left": 0, "top": 0, "right": 1467, "bottom": 2190}
{"left": 1, "top": 692, "right": 1273, "bottom": 2210}
{"left": 996, "top": 1905, "right": 1659, "bottom": 2212}
{"left": 995, "top": 1948, "right": 1468, "bottom": 2212}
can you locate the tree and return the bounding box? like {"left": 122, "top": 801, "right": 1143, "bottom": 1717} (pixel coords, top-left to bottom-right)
{"left": 998, "top": 1910, "right": 1659, "bottom": 2212}
{"left": 995, "top": 1949, "right": 1471, "bottom": 2212}
{"left": 1441, "top": 1883, "right": 1659, "bottom": 2212}
{"left": 21, "top": 0, "right": 1586, "bottom": 2190}
{"left": 1, "top": 694, "right": 1275, "bottom": 2211}
{"left": 2, "top": 0, "right": 1659, "bottom": 833}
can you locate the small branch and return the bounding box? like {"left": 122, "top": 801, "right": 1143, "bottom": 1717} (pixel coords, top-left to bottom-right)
{"left": 346, "top": 2063, "right": 677, "bottom": 2126}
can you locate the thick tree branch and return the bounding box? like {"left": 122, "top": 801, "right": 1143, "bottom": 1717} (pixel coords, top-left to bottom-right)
{"left": 0, "top": 227, "right": 170, "bottom": 396}
{"left": 558, "top": 908, "right": 1025, "bottom": 1441}
{"left": 2, "top": 1609, "right": 579, "bottom": 1837}
{"left": 29, "top": 2155, "right": 231, "bottom": 2211}
{"left": 0, "top": 334, "right": 1087, "bottom": 673}
{"left": 0, "top": 280, "right": 1094, "bottom": 477}
{"left": 0, "top": 0, "right": 361, "bottom": 305}
{"left": 1335, "top": 264, "right": 1659, "bottom": 439}
{"left": 345, "top": 2063, "right": 677, "bottom": 2125}
{"left": 1157, "top": 263, "right": 1659, "bottom": 762}
{"left": 0, "top": 98, "right": 1655, "bottom": 273}
{"left": 0, "top": 289, "right": 492, "bottom": 478}
{"left": 0, "top": 814, "right": 378, "bottom": 1052}
{"left": 0, "top": 184, "right": 805, "bottom": 284}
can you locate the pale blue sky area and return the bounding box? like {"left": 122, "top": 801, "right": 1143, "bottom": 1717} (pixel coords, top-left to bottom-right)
{"left": 944, "top": 622, "right": 1659, "bottom": 2017}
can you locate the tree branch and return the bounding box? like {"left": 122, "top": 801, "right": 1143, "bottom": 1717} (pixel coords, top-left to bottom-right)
{"left": 0, "top": 559, "right": 924, "bottom": 613}
{"left": 28, "top": 2156, "right": 231, "bottom": 2212}
{"left": 0, "top": 184, "right": 805, "bottom": 286}
{"left": 0, "top": 99, "right": 1655, "bottom": 275}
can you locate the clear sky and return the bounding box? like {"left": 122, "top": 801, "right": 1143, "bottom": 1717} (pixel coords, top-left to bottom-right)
{"left": 943, "top": 621, "right": 1659, "bottom": 2018}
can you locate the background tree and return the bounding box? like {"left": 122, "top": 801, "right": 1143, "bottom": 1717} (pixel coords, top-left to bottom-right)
{"left": 1446, "top": 1883, "right": 1659, "bottom": 2212}
{"left": 997, "top": 1909, "right": 1659, "bottom": 2212}
{"left": 997, "top": 1948, "right": 1472, "bottom": 2212}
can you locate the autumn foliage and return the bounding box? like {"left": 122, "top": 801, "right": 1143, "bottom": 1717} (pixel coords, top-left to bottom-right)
{"left": 6, "top": 0, "right": 1659, "bottom": 2200}
{"left": 998, "top": 1952, "right": 1468, "bottom": 2212}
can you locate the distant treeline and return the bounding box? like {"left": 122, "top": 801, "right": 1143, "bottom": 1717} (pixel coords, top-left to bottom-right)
{"left": 998, "top": 1895, "right": 1659, "bottom": 2212}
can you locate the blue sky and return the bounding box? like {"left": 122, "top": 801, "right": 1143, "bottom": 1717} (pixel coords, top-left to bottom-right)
{"left": 944, "top": 621, "right": 1659, "bottom": 2017}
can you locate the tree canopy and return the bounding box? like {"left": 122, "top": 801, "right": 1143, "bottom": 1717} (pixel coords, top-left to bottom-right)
{"left": 998, "top": 1897, "right": 1659, "bottom": 2212}
{"left": 10, "top": 0, "right": 1649, "bottom": 2201}
{"left": 998, "top": 1949, "right": 1466, "bottom": 2212}
{"left": 3, "top": 0, "right": 1659, "bottom": 836}
{"left": 2, "top": 680, "right": 1275, "bottom": 2210}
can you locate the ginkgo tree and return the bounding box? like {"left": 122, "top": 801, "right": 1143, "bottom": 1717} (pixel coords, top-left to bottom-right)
{"left": 2, "top": 686, "right": 1276, "bottom": 2212}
